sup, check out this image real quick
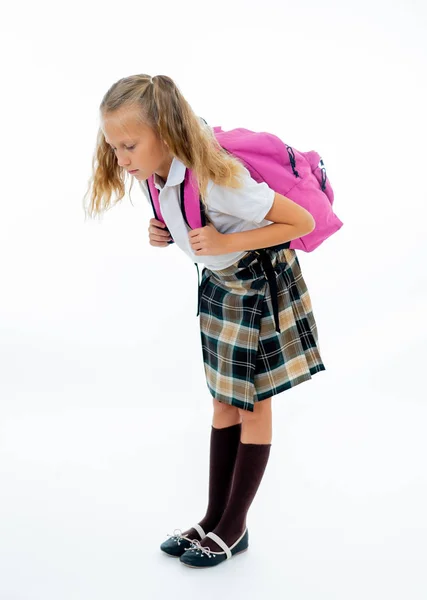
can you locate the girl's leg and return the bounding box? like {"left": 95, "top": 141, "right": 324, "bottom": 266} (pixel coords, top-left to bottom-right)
{"left": 212, "top": 398, "right": 242, "bottom": 429}
{"left": 182, "top": 399, "right": 242, "bottom": 540}
{"left": 197, "top": 398, "right": 273, "bottom": 552}
{"left": 241, "top": 396, "right": 272, "bottom": 444}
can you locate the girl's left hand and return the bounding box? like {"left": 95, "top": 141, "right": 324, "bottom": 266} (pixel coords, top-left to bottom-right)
{"left": 188, "top": 223, "right": 229, "bottom": 256}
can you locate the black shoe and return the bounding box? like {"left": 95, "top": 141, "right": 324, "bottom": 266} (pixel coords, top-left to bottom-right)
{"left": 160, "top": 524, "right": 207, "bottom": 557}
{"left": 179, "top": 528, "right": 249, "bottom": 568}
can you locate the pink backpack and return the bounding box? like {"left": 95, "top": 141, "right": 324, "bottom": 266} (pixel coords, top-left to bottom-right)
{"left": 146, "top": 124, "right": 343, "bottom": 252}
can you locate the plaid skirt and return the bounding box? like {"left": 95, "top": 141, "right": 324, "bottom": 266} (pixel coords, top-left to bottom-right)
{"left": 196, "top": 247, "right": 326, "bottom": 412}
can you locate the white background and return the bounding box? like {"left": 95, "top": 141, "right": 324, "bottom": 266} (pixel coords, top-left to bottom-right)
{"left": 1, "top": 0, "right": 426, "bottom": 598}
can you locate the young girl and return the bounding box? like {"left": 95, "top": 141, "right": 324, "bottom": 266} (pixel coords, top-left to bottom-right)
{"left": 84, "top": 74, "right": 326, "bottom": 569}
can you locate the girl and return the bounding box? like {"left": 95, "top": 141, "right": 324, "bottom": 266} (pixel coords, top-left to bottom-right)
{"left": 83, "top": 74, "right": 326, "bottom": 569}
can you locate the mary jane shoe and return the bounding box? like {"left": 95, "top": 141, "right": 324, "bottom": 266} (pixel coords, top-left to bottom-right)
{"left": 179, "top": 528, "right": 249, "bottom": 568}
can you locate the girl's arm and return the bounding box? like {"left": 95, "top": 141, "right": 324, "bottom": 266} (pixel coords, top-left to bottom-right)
{"left": 223, "top": 193, "right": 315, "bottom": 253}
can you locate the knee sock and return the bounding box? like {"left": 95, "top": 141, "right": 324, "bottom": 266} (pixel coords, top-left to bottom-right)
{"left": 183, "top": 422, "right": 241, "bottom": 540}
{"left": 198, "top": 441, "right": 271, "bottom": 552}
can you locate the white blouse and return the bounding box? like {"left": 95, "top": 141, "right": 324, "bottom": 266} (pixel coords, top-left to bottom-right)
{"left": 138, "top": 155, "right": 275, "bottom": 271}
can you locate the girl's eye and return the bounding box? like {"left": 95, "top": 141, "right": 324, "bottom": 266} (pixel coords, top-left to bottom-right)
{"left": 111, "top": 145, "right": 135, "bottom": 151}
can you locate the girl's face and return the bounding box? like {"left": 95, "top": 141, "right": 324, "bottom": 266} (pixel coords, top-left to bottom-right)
{"left": 101, "top": 107, "right": 174, "bottom": 181}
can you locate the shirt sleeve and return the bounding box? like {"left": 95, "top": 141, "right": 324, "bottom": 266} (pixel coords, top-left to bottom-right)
{"left": 206, "top": 166, "right": 275, "bottom": 224}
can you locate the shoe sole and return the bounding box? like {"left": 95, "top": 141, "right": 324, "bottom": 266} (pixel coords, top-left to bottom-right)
{"left": 179, "top": 546, "right": 249, "bottom": 568}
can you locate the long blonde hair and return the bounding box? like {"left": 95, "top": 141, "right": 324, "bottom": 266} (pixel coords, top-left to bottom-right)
{"left": 83, "top": 74, "right": 246, "bottom": 220}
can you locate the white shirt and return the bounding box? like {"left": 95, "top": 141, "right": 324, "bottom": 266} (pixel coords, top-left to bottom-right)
{"left": 138, "top": 156, "right": 275, "bottom": 271}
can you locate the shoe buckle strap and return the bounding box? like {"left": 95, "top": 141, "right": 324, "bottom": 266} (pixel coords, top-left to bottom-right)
{"left": 193, "top": 523, "right": 206, "bottom": 539}
{"left": 206, "top": 532, "right": 232, "bottom": 559}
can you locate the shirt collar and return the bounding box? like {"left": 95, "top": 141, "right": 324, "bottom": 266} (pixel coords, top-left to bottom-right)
{"left": 153, "top": 156, "right": 186, "bottom": 190}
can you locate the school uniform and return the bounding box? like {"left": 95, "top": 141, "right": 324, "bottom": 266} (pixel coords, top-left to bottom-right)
{"left": 139, "top": 157, "right": 325, "bottom": 412}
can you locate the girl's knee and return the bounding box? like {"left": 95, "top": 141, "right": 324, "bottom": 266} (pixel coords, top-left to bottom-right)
{"left": 212, "top": 398, "right": 240, "bottom": 415}
{"left": 238, "top": 397, "right": 272, "bottom": 421}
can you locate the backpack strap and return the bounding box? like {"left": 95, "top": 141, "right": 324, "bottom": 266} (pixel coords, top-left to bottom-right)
{"left": 146, "top": 179, "right": 175, "bottom": 244}
{"left": 196, "top": 263, "right": 210, "bottom": 317}
{"left": 253, "top": 249, "right": 281, "bottom": 333}
{"left": 180, "top": 181, "right": 207, "bottom": 229}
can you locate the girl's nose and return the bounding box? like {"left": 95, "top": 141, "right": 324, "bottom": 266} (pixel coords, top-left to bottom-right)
{"left": 117, "top": 157, "right": 130, "bottom": 167}
{"left": 115, "top": 152, "right": 130, "bottom": 168}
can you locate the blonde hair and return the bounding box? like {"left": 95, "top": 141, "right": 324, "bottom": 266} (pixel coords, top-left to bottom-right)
{"left": 82, "top": 74, "right": 246, "bottom": 220}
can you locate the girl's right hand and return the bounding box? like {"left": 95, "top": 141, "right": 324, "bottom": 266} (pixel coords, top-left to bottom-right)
{"left": 148, "top": 218, "right": 173, "bottom": 247}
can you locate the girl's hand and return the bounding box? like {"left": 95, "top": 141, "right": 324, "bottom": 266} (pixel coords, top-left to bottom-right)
{"left": 148, "top": 218, "right": 172, "bottom": 247}
{"left": 188, "top": 223, "right": 229, "bottom": 256}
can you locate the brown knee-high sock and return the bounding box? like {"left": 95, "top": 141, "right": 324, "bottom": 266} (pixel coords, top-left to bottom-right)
{"left": 183, "top": 422, "right": 241, "bottom": 540}
{"left": 198, "top": 441, "right": 271, "bottom": 552}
